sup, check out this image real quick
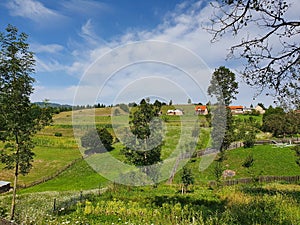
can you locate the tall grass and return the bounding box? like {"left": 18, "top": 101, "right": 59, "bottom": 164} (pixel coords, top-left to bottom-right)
{"left": 3, "top": 184, "right": 298, "bottom": 224}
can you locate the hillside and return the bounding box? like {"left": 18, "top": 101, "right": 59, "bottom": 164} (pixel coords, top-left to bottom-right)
{"left": 1, "top": 107, "right": 300, "bottom": 224}
{"left": 1, "top": 106, "right": 298, "bottom": 190}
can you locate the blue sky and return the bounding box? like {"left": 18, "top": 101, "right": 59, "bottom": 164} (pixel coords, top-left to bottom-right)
{"left": 1, "top": 0, "right": 298, "bottom": 106}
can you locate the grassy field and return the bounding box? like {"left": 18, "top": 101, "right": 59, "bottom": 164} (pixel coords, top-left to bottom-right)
{"left": 1, "top": 183, "right": 299, "bottom": 224}
{"left": 0, "top": 107, "right": 298, "bottom": 189}
{"left": 20, "top": 159, "right": 108, "bottom": 193}
{"left": 176, "top": 144, "right": 300, "bottom": 185}
{"left": 1, "top": 107, "right": 300, "bottom": 224}
{"left": 11, "top": 143, "right": 299, "bottom": 193}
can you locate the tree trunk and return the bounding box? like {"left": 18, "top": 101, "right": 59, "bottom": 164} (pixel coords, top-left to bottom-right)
{"left": 11, "top": 136, "right": 19, "bottom": 221}
{"left": 10, "top": 163, "right": 18, "bottom": 221}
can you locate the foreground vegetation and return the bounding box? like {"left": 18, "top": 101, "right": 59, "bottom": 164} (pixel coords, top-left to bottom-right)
{"left": 1, "top": 183, "right": 300, "bottom": 224}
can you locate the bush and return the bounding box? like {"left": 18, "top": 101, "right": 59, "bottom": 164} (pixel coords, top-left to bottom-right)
{"left": 54, "top": 132, "right": 63, "bottom": 137}
{"left": 242, "top": 154, "right": 254, "bottom": 168}
{"left": 81, "top": 128, "right": 113, "bottom": 153}
{"left": 243, "top": 132, "right": 256, "bottom": 148}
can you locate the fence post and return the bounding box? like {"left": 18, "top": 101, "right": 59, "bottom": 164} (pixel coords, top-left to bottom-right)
{"left": 80, "top": 191, "right": 83, "bottom": 202}
{"left": 53, "top": 198, "right": 56, "bottom": 212}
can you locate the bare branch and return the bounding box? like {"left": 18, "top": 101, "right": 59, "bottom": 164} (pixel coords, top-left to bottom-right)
{"left": 207, "top": 0, "right": 300, "bottom": 107}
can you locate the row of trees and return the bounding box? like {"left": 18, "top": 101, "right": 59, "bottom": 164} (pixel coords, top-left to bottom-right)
{"left": 262, "top": 107, "right": 300, "bottom": 137}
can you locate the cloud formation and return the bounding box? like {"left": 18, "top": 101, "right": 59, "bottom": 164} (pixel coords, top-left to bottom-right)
{"left": 6, "top": 0, "right": 63, "bottom": 23}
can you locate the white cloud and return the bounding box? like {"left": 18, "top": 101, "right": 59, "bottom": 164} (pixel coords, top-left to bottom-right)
{"left": 31, "top": 43, "right": 64, "bottom": 54}
{"left": 80, "top": 19, "right": 99, "bottom": 46}
{"left": 35, "top": 56, "right": 66, "bottom": 73}
{"left": 61, "top": 0, "right": 111, "bottom": 16}
{"left": 34, "top": 0, "right": 279, "bottom": 106}
{"left": 6, "top": 0, "right": 64, "bottom": 23}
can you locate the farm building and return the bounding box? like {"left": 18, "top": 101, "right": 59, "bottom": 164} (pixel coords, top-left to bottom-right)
{"left": 228, "top": 105, "right": 244, "bottom": 114}
{"left": 0, "top": 181, "right": 11, "bottom": 193}
{"left": 166, "top": 109, "right": 184, "bottom": 115}
{"left": 195, "top": 105, "right": 208, "bottom": 115}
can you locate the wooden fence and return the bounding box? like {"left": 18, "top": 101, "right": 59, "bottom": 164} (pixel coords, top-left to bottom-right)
{"left": 209, "top": 175, "right": 300, "bottom": 186}
{"left": 18, "top": 157, "right": 84, "bottom": 189}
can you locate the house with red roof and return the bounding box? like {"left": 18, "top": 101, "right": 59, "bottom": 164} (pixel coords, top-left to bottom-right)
{"left": 228, "top": 105, "right": 244, "bottom": 114}
{"left": 195, "top": 105, "right": 208, "bottom": 115}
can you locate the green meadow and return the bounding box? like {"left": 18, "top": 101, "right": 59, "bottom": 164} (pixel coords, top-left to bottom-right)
{"left": 1, "top": 106, "right": 300, "bottom": 224}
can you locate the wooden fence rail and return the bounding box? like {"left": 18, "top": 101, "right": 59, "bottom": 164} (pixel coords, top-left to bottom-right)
{"left": 18, "top": 157, "right": 84, "bottom": 189}
{"left": 209, "top": 175, "right": 300, "bottom": 186}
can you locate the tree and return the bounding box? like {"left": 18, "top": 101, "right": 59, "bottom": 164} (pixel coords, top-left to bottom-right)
{"left": 81, "top": 128, "right": 113, "bottom": 154}
{"left": 0, "top": 25, "right": 52, "bottom": 220}
{"left": 208, "top": 0, "right": 300, "bottom": 107}
{"left": 153, "top": 99, "right": 162, "bottom": 109}
{"left": 207, "top": 66, "right": 239, "bottom": 106}
{"left": 113, "top": 108, "right": 121, "bottom": 116}
{"left": 181, "top": 166, "right": 194, "bottom": 194}
{"left": 119, "top": 103, "right": 129, "bottom": 113}
{"left": 122, "top": 99, "right": 162, "bottom": 180}
{"left": 262, "top": 111, "right": 300, "bottom": 137}
{"left": 208, "top": 66, "right": 238, "bottom": 160}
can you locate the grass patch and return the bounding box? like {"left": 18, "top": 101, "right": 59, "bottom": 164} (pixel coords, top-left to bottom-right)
{"left": 3, "top": 184, "right": 299, "bottom": 224}
{"left": 20, "top": 159, "right": 107, "bottom": 193}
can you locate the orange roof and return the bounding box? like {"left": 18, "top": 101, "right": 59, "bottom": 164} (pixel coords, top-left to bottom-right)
{"left": 195, "top": 105, "right": 207, "bottom": 110}
{"left": 228, "top": 106, "right": 244, "bottom": 110}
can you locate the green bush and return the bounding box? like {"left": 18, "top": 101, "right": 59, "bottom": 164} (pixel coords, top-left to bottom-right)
{"left": 242, "top": 154, "right": 254, "bottom": 168}
{"left": 54, "top": 132, "right": 63, "bottom": 137}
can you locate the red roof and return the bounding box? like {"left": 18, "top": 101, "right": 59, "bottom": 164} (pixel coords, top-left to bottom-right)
{"left": 228, "top": 106, "right": 244, "bottom": 110}
{"left": 195, "top": 105, "right": 207, "bottom": 111}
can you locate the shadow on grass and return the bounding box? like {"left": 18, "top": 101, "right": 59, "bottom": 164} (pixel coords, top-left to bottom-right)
{"left": 150, "top": 194, "right": 226, "bottom": 214}
{"left": 241, "top": 185, "right": 300, "bottom": 202}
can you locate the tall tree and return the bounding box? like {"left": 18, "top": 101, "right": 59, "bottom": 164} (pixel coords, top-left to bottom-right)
{"left": 208, "top": 66, "right": 238, "bottom": 160}
{"left": 207, "top": 66, "right": 239, "bottom": 106}
{"left": 122, "top": 99, "right": 162, "bottom": 180}
{"left": 0, "top": 25, "right": 52, "bottom": 220}
{"left": 208, "top": 0, "right": 300, "bottom": 107}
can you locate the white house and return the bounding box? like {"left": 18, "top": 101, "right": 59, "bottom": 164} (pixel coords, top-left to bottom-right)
{"left": 166, "top": 109, "right": 184, "bottom": 115}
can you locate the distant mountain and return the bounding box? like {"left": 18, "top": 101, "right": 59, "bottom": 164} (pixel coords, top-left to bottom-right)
{"left": 34, "top": 102, "right": 73, "bottom": 108}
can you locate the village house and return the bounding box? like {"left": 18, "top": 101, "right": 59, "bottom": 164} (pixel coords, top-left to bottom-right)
{"left": 228, "top": 105, "right": 244, "bottom": 114}
{"left": 195, "top": 105, "right": 208, "bottom": 115}
{"left": 228, "top": 105, "right": 265, "bottom": 115}
{"left": 166, "top": 109, "right": 184, "bottom": 115}
{"left": 255, "top": 105, "right": 266, "bottom": 114}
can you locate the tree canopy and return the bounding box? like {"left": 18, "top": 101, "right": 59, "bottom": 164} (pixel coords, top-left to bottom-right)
{"left": 81, "top": 128, "right": 114, "bottom": 154}
{"left": 207, "top": 66, "right": 238, "bottom": 106}
{"left": 122, "top": 99, "right": 163, "bottom": 174}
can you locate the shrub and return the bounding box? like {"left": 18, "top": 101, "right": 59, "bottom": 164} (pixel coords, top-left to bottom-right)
{"left": 54, "top": 132, "right": 63, "bottom": 137}
{"left": 242, "top": 154, "right": 254, "bottom": 168}
{"left": 243, "top": 132, "right": 256, "bottom": 148}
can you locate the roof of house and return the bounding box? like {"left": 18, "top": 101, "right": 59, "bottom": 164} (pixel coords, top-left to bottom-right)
{"left": 228, "top": 106, "right": 244, "bottom": 110}
{"left": 167, "top": 109, "right": 183, "bottom": 112}
{"left": 0, "top": 181, "right": 10, "bottom": 187}
{"left": 195, "top": 105, "right": 207, "bottom": 110}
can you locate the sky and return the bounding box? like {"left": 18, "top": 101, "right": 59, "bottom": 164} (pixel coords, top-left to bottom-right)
{"left": 1, "top": 0, "right": 298, "bottom": 107}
